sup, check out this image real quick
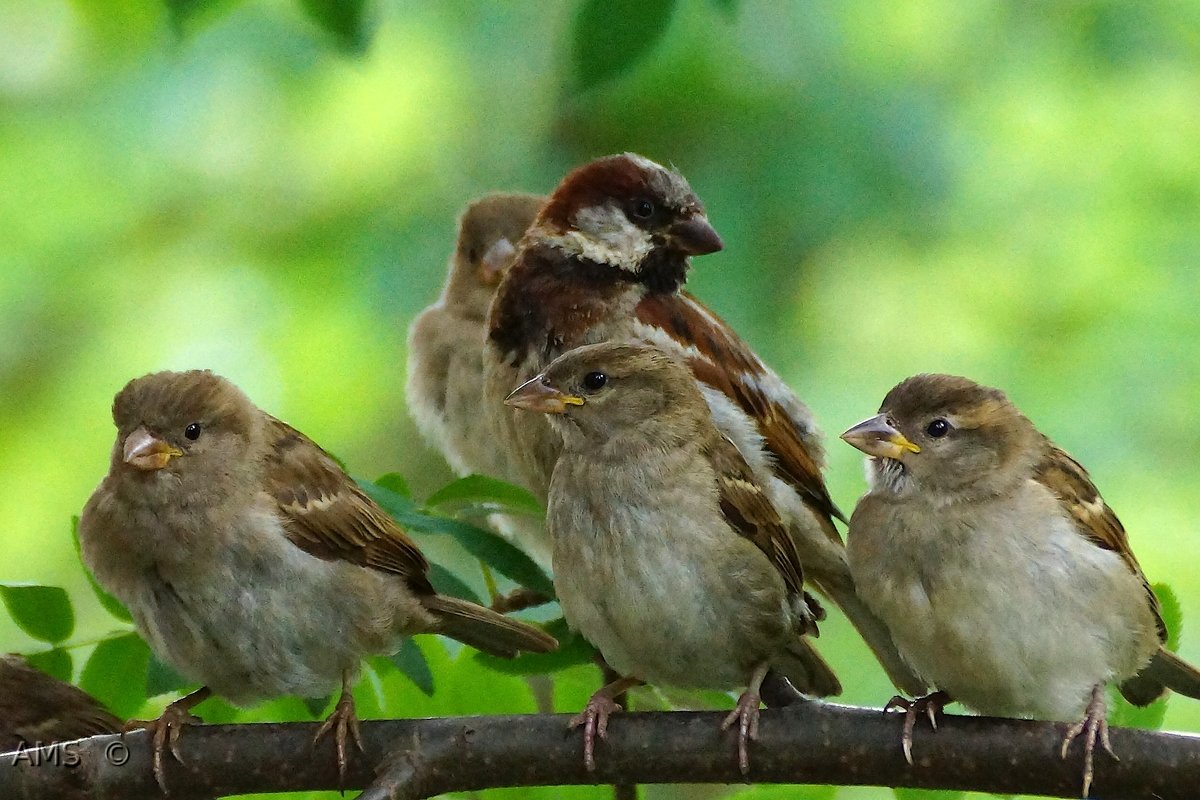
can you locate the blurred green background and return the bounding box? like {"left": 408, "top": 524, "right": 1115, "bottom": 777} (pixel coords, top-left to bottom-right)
{"left": 1, "top": 0, "right": 1198, "bottom": 798}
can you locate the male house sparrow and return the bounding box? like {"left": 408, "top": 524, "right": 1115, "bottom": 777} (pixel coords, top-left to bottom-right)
{"left": 79, "top": 370, "right": 556, "bottom": 786}
{"left": 406, "top": 192, "right": 551, "bottom": 567}
{"left": 841, "top": 373, "right": 1200, "bottom": 795}
{"left": 506, "top": 342, "right": 839, "bottom": 773}
{"left": 485, "top": 152, "right": 923, "bottom": 695}
{"left": 0, "top": 655, "right": 122, "bottom": 751}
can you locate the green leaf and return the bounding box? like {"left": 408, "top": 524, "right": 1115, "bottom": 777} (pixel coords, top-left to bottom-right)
{"left": 893, "top": 789, "right": 966, "bottom": 800}
{"left": 357, "top": 476, "right": 420, "bottom": 519}
{"left": 374, "top": 472, "right": 412, "bottom": 499}
{"left": 427, "top": 562, "right": 484, "bottom": 605}
{"left": 24, "top": 649, "right": 73, "bottom": 683}
{"left": 71, "top": 516, "right": 133, "bottom": 623}
{"left": 302, "top": 694, "right": 333, "bottom": 718}
{"left": 360, "top": 476, "right": 552, "bottom": 595}
{"left": 164, "top": 0, "right": 245, "bottom": 37}
{"left": 424, "top": 475, "right": 543, "bottom": 517}
{"left": 571, "top": 0, "right": 676, "bottom": 92}
{"left": 0, "top": 584, "right": 75, "bottom": 643}
{"left": 146, "top": 656, "right": 192, "bottom": 697}
{"left": 406, "top": 516, "right": 555, "bottom": 598}
{"left": 386, "top": 638, "right": 435, "bottom": 696}
{"left": 80, "top": 632, "right": 152, "bottom": 718}
{"left": 1155, "top": 582, "right": 1182, "bottom": 650}
{"left": 297, "top": 0, "right": 373, "bottom": 54}
{"left": 709, "top": 0, "right": 740, "bottom": 19}
{"left": 475, "top": 618, "right": 595, "bottom": 675}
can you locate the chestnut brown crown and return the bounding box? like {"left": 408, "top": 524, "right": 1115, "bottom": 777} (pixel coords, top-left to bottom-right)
{"left": 535, "top": 153, "right": 723, "bottom": 268}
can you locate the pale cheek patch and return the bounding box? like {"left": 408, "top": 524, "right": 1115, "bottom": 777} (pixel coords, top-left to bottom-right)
{"left": 564, "top": 203, "right": 654, "bottom": 272}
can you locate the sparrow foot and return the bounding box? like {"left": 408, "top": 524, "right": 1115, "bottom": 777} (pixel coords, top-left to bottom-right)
{"left": 721, "top": 689, "right": 762, "bottom": 775}
{"left": 570, "top": 675, "right": 641, "bottom": 772}
{"left": 884, "top": 689, "right": 951, "bottom": 765}
{"left": 125, "top": 686, "right": 212, "bottom": 793}
{"left": 313, "top": 681, "right": 363, "bottom": 788}
{"left": 721, "top": 663, "right": 770, "bottom": 775}
{"left": 1060, "top": 684, "right": 1115, "bottom": 797}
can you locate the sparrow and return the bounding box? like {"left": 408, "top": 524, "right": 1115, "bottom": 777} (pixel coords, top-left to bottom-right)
{"left": 79, "top": 370, "right": 557, "bottom": 788}
{"left": 506, "top": 342, "right": 840, "bottom": 773}
{"left": 0, "top": 655, "right": 122, "bottom": 751}
{"left": 485, "top": 152, "right": 923, "bottom": 695}
{"left": 406, "top": 192, "right": 552, "bottom": 569}
{"left": 841, "top": 373, "right": 1200, "bottom": 796}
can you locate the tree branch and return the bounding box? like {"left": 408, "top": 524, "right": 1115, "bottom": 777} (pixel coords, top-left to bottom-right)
{"left": 2, "top": 703, "right": 1198, "bottom": 799}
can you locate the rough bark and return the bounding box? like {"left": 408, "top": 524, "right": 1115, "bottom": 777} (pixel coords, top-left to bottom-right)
{"left": 2, "top": 703, "right": 1199, "bottom": 799}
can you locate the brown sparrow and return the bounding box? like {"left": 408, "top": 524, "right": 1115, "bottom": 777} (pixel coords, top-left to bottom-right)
{"left": 841, "top": 373, "right": 1200, "bottom": 796}
{"left": 406, "top": 192, "right": 551, "bottom": 567}
{"left": 485, "top": 152, "right": 923, "bottom": 695}
{"left": 0, "top": 654, "right": 121, "bottom": 751}
{"left": 79, "top": 370, "right": 557, "bottom": 787}
{"left": 506, "top": 342, "right": 838, "bottom": 773}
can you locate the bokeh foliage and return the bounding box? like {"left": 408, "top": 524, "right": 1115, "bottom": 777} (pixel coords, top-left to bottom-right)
{"left": 1, "top": 0, "right": 1199, "bottom": 798}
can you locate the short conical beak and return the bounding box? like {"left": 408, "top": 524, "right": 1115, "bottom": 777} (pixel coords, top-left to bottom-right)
{"left": 840, "top": 414, "right": 921, "bottom": 460}
{"left": 123, "top": 427, "right": 183, "bottom": 471}
{"left": 669, "top": 214, "right": 723, "bottom": 256}
{"left": 504, "top": 375, "right": 584, "bottom": 414}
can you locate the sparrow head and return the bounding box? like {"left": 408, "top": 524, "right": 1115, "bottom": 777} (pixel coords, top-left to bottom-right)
{"left": 444, "top": 193, "right": 545, "bottom": 316}
{"left": 841, "top": 373, "right": 1040, "bottom": 500}
{"left": 109, "top": 370, "right": 262, "bottom": 492}
{"left": 533, "top": 153, "right": 722, "bottom": 289}
{"left": 504, "top": 341, "right": 707, "bottom": 450}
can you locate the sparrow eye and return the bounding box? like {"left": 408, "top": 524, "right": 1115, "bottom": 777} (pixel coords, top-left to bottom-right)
{"left": 582, "top": 372, "right": 608, "bottom": 392}
{"left": 631, "top": 199, "right": 654, "bottom": 219}
{"left": 926, "top": 418, "right": 950, "bottom": 438}
{"left": 184, "top": 422, "right": 203, "bottom": 441}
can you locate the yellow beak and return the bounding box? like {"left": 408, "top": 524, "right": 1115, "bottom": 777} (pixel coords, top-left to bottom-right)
{"left": 123, "top": 427, "right": 183, "bottom": 471}
{"left": 840, "top": 414, "right": 921, "bottom": 459}
{"left": 504, "top": 375, "right": 584, "bottom": 414}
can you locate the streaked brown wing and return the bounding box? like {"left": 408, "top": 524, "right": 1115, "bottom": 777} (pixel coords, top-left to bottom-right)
{"left": 703, "top": 432, "right": 814, "bottom": 617}
{"left": 1034, "top": 438, "right": 1165, "bottom": 641}
{"left": 636, "top": 292, "right": 846, "bottom": 540}
{"left": 262, "top": 416, "right": 432, "bottom": 591}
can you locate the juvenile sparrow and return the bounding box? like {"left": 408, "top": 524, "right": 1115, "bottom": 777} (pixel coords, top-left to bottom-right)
{"left": 406, "top": 192, "right": 551, "bottom": 568}
{"left": 506, "top": 342, "right": 839, "bottom": 773}
{"left": 486, "top": 152, "right": 923, "bottom": 695}
{"left": 79, "top": 370, "right": 557, "bottom": 787}
{"left": 407, "top": 192, "right": 545, "bottom": 480}
{"left": 841, "top": 373, "right": 1200, "bottom": 795}
{"left": 0, "top": 655, "right": 121, "bottom": 751}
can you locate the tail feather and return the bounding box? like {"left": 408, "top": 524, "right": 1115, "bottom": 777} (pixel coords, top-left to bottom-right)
{"left": 1120, "top": 646, "right": 1200, "bottom": 706}
{"left": 775, "top": 639, "right": 842, "bottom": 698}
{"left": 812, "top": 572, "right": 928, "bottom": 697}
{"left": 422, "top": 595, "right": 558, "bottom": 658}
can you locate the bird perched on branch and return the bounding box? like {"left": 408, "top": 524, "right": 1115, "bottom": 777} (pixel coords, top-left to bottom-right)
{"left": 841, "top": 373, "right": 1200, "bottom": 796}
{"left": 508, "top": 342, "right": 839, "bottom": 773}
{"left": 79, "top": 370, "right": 556, "bottom": 789}
{"left": 407, "top": 192, "right": 551, "bottom": 568}
{"left": 0, "top": 655, "right": 121, "bottom": 752}
{"left": 485, "top": 152, "right": 922, "bottom": 695}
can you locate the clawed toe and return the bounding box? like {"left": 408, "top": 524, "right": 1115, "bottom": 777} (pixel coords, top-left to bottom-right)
{"left": 885, "top": 690, "right": 950, "bottom": 765}
{"left": 314, "top": 686, "right": 363, "bottom": 787}
{"left": 721, "top": 689, "right": 762, "bottom": 775}
{"left": 1061, "top": 684, "right": 1116, "bottom": 797}
{"left": 126, "top": 686, "right": 211, "bottom": 793}
{"left": 570, "top": 694, "right": 623, "bottom": 772}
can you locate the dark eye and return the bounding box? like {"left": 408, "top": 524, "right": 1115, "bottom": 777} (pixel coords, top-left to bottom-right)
{"left": 582, "top": 372, "right": 608, "bottom": 392}
{"left": 926, "top": 418, "right": 950, "bottom": 438}
{"left": 184, "top": 422, "right": 203, "bottom": 441}
{"left": 631, "top": 199, "right": 654, "bottom": 219}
